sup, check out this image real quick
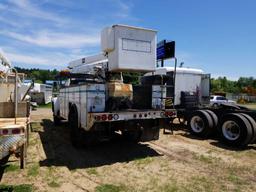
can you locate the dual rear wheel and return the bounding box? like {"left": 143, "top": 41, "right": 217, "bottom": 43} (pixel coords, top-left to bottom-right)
{"left": 220, "top": 113, "right": 256, "bottom": 147}
{"left": 188, "top": 110, "right": 218, "bottom": 138}
{"left": 188, "top": 110, "right": 256, "bottom": 147}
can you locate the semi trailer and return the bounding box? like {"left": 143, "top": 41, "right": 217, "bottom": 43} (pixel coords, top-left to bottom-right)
{"left": 146, "top": 51, "right": 256, "bottom": 147}
{"left": 52, "top": 25, "right": 176, "bottom": 147}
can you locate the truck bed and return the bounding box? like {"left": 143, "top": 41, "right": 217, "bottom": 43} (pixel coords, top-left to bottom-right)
{"left": 0, "top": 117, "right": 29, "bottom": 128}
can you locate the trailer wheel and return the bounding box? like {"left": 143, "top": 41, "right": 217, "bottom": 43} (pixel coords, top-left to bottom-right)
{"left": 69, "top": 106, "right": 83, "bottom": 148}
{"left": 220, "top": 113, "right": 253, "bottom": 147}
{"left": 205, "top": 110, "right": 218, "bottom": 128}
{"left": 239, "top": 113, "right": 256, "bottom": 144}
{"left": 188, "top": 110, "right": 214, "bottom": 138}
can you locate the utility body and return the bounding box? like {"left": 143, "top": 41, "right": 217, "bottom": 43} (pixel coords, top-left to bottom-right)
{"left": 52, "top": 25, "right": 175, "bottom": 147}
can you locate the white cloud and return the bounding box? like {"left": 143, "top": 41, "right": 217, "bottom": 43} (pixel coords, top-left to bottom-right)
{"left": 2, "top": 47, "right": 92, "bottom": 68}
{"left": 6, "top": 0, "right": 68, "bottom": 24}
{"left": 5, "top": 52, "right": 50, "bottom": 66}
{"left": 0, "top": 15, "right": 24, "bottom": 28}
{"left": 0, "top": 30, "right": 100, "bottom": 48}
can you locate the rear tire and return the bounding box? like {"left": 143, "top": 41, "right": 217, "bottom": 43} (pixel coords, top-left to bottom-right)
{"left": 69, "top": 106, "right": 83, "bottom": 148}
{"left": 239, "top": 113, "right": 256, "bottom": 144}
{"left": 219, "top": 113, "right": 253, "bottom": 147}
{"left": 213, "top": 103, "right": 218, "bottom": 108}
{"left": 188, "top": 110, "right": 214, "bottom": 138}
{"left": 205, "top": 110, "right": 218, "bottom": 128}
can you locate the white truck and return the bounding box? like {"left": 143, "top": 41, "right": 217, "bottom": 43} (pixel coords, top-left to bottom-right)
{"left": 52, "top": 25, "right": 176, "bottom": 147}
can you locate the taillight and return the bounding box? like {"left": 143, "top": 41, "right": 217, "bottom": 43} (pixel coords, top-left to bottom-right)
{"left": 96, "top": 116, "right": 101, "bottom": 121}
{"left": 2, "top": 129, "right": 9, "bottom": 135}
{"left": 165, "top": 111, "right": 175, "bottom": 117}
{"left": 108, "top": 114, "right": 113, "bottom": 121}
{"left": 101, "top": 114, "right": 107, "bottom": 121}
{"left": 12, "top": 128, "right": 21, "bottom": 134}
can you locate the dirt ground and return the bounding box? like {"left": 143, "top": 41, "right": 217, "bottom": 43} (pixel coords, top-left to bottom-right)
{"left": 1, "top": 108, "right": 256, "bottom": 192}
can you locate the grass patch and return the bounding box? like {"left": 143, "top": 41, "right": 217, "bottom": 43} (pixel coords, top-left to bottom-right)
{"left": 197, "top": 155, "right": 214, "bottom": 164}
{"left": 27, "top": 164, "right": 40, "bottom": 177}
{"left": 30, "top": 122, "right": 42, "bottom": 132}
{"left": 86, "top": 167, "right": 99, "bottom": 175}
{"left": 38, "top": 103, "right": 52, "bottom": 109}
{"left": 159, "top": 183, "right": 179, "bottom": 192}
{"left": 48, "top": 181, "right": 61, "bottom": 188}
{"left": 133, "top": 156, "right": 154, "bottom": 166}
{"left": 185, "top": 176, "right": 214, "bottom": 192}
{"left": 4, "top": 164, "right": 20, "bottom": 173}
{"left": 95, "top": 184, "right": 127, "bottom": 192}
{"left": 0, "top": 184, "right": 33, "bottom": 192}
{"left": 227, "top": 171, "right": 247, "bottom": 186}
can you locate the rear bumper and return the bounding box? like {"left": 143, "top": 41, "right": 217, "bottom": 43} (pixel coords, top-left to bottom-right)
{"left": 87, "top": 109, "right": 176, "bottom": 129}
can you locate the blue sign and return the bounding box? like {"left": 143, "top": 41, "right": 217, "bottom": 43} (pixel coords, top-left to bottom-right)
{"left": 157, "top": 40, "right": 175, "bottom": 60}
{"left": 157, "top": 46, "right": 165, "bottom": 60}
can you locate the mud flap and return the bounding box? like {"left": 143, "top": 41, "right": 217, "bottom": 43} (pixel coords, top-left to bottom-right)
{"left": 140, "top": 126, "right": 160, "bottom": 142}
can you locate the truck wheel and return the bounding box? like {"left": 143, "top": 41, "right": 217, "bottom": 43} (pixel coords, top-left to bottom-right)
{"left": 220, "top": 113, "right": 253, "bottom": 147}
{"left": 239, "top": 113, "right": 256, "bottom": 144}
{"left": 213, "top": 103, "right": 218, "bottom": 108}
{"left": 205, "top": 110, "right": 218, "bottom": 128}
{"left": 188, "top": 110, "right": 214, "bottom": 138}
{"left": 69, "top": 106, "right": 83, "bottom": 148}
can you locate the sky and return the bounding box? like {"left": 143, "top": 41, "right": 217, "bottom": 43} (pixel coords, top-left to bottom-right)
{"left": 0, "top": 0, "right": 256, "bottom": 80}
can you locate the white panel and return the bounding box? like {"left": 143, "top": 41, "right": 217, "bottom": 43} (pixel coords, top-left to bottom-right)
{"left": 86, "top": 84, "right": 105, "bottom": 113}
{"left": 122, "top": 39, "right": 151, "bottom": 53}
{"left": 101, "top": 27, "right": 114, "bottom": 52}
{"left": 102, "top": 25, "right": 157, "bottom": 72}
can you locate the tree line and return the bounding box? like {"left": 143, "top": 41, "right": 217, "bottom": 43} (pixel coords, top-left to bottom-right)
{"left": 15, "top": 67, "right": 59, "bottom": 84}
{"left": 211, "top": 77, "right": 256, "bottom": 95}
{"left": 15, "top": 67, "right": 256, "bottom": 94}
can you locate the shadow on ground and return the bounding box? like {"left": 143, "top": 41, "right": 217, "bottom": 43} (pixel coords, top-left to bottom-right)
{"left": 33, "top": 119, "right": 161, "bottom": 170}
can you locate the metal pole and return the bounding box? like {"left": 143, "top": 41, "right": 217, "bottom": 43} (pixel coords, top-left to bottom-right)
{"left": 173, "top": 57, "right": 177, "bottom": 108}
{"left": 13, "top": 68, "right": 18, "bottom": 124}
